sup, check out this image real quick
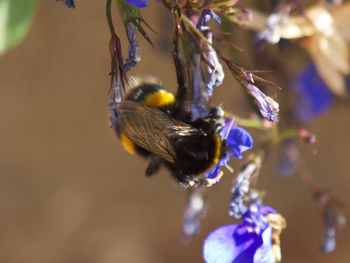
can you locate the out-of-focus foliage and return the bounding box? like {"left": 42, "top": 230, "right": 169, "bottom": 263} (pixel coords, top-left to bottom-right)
{"left": 0, "top": 0, "right": 37, "bottom": 55}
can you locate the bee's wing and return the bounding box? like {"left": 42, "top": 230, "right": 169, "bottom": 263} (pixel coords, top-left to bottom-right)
{"left": 117, "top": 101, "right": 204, "bottom": 163}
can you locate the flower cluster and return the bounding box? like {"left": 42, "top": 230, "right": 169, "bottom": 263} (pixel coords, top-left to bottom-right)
{"left": 106, "top": 0, "right": 347, "bottom": 260}
{"left": 203, "top": 193, "right": 286, "bottom": 263}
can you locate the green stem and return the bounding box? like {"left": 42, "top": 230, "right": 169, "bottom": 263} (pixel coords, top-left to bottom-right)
{"left": 276, "top": 128, "right": 299, "bottom": 143}
{"left": 223, "top": 110, "right": 268, "bottom": 129}
{"left": 235, "top": 116, "right": 267, "bottom": 130}
{"left": 106, "top": 0, "right": 115, "bottom": 34}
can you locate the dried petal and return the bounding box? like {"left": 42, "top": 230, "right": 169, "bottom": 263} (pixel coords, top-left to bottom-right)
{"left": 242, "top": 73, "right": 279, "bottom": 122}
{"left": 124, "top": 22, "right": 141, "bottom": 72}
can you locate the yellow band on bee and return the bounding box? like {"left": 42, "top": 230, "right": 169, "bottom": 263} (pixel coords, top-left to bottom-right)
{"left": 144, "top": 90, "right": 175, "bottom": 108}
{"left": 211, "top": 133, "right": 221, "bottom": 167}
{"left": 121, "top": 133, "right": 136, "bottom": 154}
{"left": 203, "top": 133, "right": 222, "bottom": 173}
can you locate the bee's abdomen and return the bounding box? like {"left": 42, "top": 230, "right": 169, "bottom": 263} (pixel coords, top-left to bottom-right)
{"left": 117, "top": 83, "right": 175, "bottom": 156}
{"left": 126, "top": 83, "right": 175, "bottom": 108}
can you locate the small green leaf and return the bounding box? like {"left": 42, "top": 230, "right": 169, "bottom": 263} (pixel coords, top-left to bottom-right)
{"left": 0, "top": 0, "right": 37, "bottom": 55}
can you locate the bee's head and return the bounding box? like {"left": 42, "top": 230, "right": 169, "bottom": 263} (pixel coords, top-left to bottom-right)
{"left": 207, "top": 105, "right": 225, "bottom": 134}
{"left": 208, "top": 105, "right": 224, "bottom": 121}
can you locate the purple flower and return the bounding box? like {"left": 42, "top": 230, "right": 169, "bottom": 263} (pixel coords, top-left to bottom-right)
{"left": 203, "top": 204, "right": 276, "bottom": 263}
{"left": 242, "top": 73, "right": 279, "bottom": 122}
{"left": 197, "top": 9, "right": 221, "bottom": 31}
{"left": 109, "top": 106, "right": 118, "bottom": 128}
{"left": 126, "top": 0, "right": 148, "bottom": 8}
{"left": 205, "top": 31, "right": 224, "bottom": 98}
{"left": 321, "top": 206, "right": 346, "bottom": 253}
{"left": 220, "top": 119, "right": 253, "bottom": 159}
{"left": 191, "top": 9, "right": 224, "bottom": 120}
{"left": 230, "top": 162, "right": 258, "bottom": 219}
{"left": 205, "top": 155, "right": 230, "bottom": 180}
{"left": 293, "top": 63, "right": 333, "bottom": 122}
{"left": 204, "top": 120, "right": 253, "bottom": 180}
{"left": 181, "top": 190, "right": 207, "bottom": 241}
{"left": 56, "top": 0, "right": 75, "bottom": 8}
{"left": 124, "top": 22, "right": 141, "bottom": 72}
{"left": 226, "top": 126, "right": 254, "bottom": 159}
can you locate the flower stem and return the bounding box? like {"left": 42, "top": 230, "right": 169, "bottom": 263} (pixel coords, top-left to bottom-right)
{"left": 106, "top": 0, "right": 115, "bottom": 35}
{"left": 235, "top": 116, "right": 267, "bottom": 129}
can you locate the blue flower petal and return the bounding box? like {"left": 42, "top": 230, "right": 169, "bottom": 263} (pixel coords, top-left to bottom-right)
{"left": 197, "top": 9, "right": 221, "bottom": 31}
{"left": 203, "top": 224, "right": 273, "bottom": 263}
{"left": 293, "top": 63, "right": 333, "bottom": 122}
{"left": 126, "top": 0, "right": 148, "bottom": 8}
{"left": 227, "top": 127, "right": 253, "bottom": 159}
{"left": 322, "top": 234, "right": 336, "bottom": 253}
{"left": 203, "top": 225, "right": 242, "bottom": 263}
{"left": 204, "top": 155, "right": 229, "bottom": 180}
{"left": 205, "top": 164, "right": 221, "bottom": 180}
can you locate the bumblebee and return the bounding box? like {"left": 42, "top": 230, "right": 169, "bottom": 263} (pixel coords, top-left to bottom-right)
{"left": 114, "top": 40, "right": 227, "bottom": 188}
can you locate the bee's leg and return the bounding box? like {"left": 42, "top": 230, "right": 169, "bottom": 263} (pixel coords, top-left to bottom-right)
{"left": 202, "top": 171, "right": 224, "bottom": 187}
{"left": 145, "top": 156, "right": 162, "bottom": 177}
{"left": 179, "top": 172, "right": 224, "bottom": 188}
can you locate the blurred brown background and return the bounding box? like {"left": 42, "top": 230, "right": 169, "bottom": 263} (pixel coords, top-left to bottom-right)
{"left": 0, "top": 1, "right": 349, "bottom": 262}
